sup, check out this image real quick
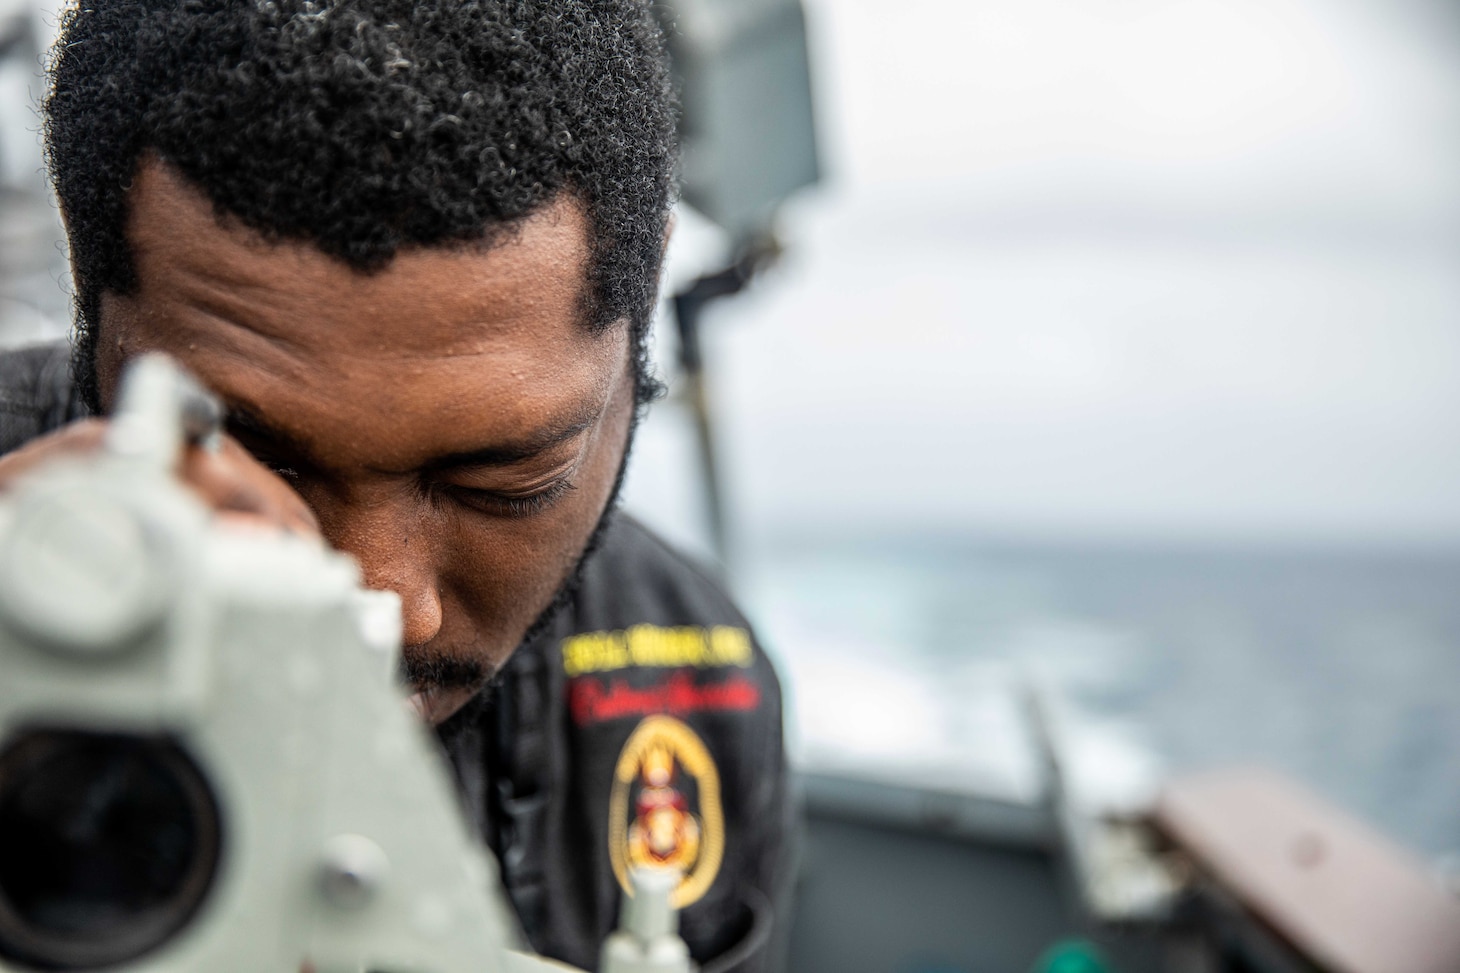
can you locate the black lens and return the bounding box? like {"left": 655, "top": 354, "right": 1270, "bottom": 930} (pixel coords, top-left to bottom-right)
{"left": 0, "top": 731, "right": 222, "bottom": 970}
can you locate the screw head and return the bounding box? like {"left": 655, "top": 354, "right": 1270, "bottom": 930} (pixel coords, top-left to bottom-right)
{"left": 316, "top": 834, "right": 389, "bottom": 910}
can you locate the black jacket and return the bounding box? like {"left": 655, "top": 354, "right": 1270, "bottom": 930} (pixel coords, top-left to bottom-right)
{"left": 0, "top": 341, "right": 791, "bottom": 973}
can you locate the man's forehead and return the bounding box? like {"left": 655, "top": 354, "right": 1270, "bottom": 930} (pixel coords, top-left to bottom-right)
{"left": 103, "top": 160, "right": 628, "bottom": 469}
{"left": 120, "top": 159, "right": 597, "bottom": 359}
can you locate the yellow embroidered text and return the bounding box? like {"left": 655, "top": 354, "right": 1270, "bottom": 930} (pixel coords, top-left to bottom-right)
{"left": 561, "top": 625, "right": 753, "bottom": 677}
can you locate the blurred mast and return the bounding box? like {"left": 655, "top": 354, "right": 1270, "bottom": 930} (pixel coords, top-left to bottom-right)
{"left": 672, "top": 235, "right": 782, "bottom": 562}
{"left": 658, "top": 0, "right": 821, "bottom": 566}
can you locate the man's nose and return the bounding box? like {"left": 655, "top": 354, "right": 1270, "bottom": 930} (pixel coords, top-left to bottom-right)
{"left": 387, "top": 569, "right": 444, "bottom": 648}
{"left": 318, "top": 507, "right": 444, "bottom": 647}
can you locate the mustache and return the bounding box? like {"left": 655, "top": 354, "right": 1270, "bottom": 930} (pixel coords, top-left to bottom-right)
{"left": 399, "top": 649, "right": 491, "bottom": 692}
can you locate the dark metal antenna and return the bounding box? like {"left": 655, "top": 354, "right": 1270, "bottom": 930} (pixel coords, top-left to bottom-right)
{"left": 657, "top": 0, "right": 819, "bottom": 566}
{"left": 671, "top": 236, "right": 783, "bottom": 565}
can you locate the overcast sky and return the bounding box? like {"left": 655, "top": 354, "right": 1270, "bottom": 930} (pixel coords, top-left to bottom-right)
{"left": 625, "top": 0, "right": 1460, "bottom": 554}
{"left": 7, "top": 0, "right": 1460, "bottom": 551}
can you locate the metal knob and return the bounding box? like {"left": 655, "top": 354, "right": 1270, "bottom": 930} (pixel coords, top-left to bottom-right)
{"left": 599, "top": 867, "right": 692, "bottom": 973}
{"left": 317, "top": 834, "right": 390, "bottom": 911}
{"left": 0, "top": 489, "right": 172, "bottom": 656}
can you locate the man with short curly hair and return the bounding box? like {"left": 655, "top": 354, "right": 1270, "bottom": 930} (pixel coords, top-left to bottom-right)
{"left": 0, "top": 2, "right": 790, "bottom": 970}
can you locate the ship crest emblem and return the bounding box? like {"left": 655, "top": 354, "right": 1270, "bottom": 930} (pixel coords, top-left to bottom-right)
{"left": 608, "top": 715, "right": 724, "bottom": 908}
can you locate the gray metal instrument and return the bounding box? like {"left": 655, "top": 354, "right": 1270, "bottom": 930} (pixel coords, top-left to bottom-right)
{"left": 0, "top": 354, "right": 590, "bottom": 973}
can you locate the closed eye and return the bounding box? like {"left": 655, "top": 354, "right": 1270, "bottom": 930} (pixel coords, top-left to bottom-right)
{"left": 436, "top": 476, "right": 577, "bottom": 518}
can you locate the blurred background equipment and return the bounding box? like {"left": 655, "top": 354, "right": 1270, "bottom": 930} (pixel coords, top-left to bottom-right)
{"left": 620, "top": 0, "right": 1460, "bottom": 970}
{"left": 657, "top": 0, "right": 819, "bottom": 248}
{"left": 624, "top": 0, "right": 1460, "bottom": 880}
{"left": 0, "top": 0, "right": 70, "bottom": 349}
{"left": 653, "top": 0, "right": 821, "bottom": 563}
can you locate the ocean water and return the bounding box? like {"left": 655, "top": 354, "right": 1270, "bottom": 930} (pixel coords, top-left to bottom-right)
{"left": 742, "top": 537, "right": 1460, "bottom": 860}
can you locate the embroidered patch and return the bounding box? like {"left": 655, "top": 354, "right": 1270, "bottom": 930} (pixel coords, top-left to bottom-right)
{"left": 608, "top": 715, "right": 724, "bottom": 908}
{"left": 571, "top": 671, "right": 761, "bottom": 725}
{"left": 561, "top": 624, "right": 752, "bottom": 677}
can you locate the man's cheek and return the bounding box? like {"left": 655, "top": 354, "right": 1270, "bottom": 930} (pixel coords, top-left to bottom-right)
{"left": 440, "top": 526, "right": 569, "bottom": 625}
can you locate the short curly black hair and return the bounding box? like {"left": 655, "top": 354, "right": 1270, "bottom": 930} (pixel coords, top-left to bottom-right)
{"left": 45, "top": 0, "right": 676, "bottom": 412}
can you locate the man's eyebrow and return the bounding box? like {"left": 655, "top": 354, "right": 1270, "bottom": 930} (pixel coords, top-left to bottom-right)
{"left": 427, "top": 410, "right": 599, "bottom": 470}
{"left": 224, "top": 404, "right": 310, "bottom": 457}
{"left": 223, "top": 402, "right": 599, "bottom": 471}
